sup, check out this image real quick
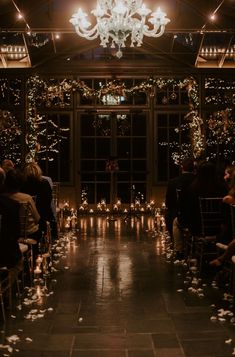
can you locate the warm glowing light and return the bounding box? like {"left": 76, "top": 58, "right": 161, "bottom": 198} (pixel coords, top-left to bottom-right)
{"left": 70, "top": 0, "right": 170, "bottom": 58}
{"left": 17, "top": 12, "right": 23, "bottom": 19}
{"left": 209, "top": 13, "right": 216, "bottom": 21}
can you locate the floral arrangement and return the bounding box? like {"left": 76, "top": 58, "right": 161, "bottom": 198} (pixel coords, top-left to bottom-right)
{"left": 105, "top": 157, "right": 119, "bottom": 172}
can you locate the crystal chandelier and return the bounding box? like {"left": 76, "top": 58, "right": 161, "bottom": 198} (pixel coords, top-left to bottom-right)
{"left": 70, "top": 0, "right": 170, "bottom": 58}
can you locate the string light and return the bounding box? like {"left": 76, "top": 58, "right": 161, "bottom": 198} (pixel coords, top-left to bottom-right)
{"left": 3, "top": 74, "right": 233, "bottom": 165}
{"left": 0, "top": 110, "right": 21, "bottom": 163}
{"left": 25, "top": 75, "right": 199, "bottom": 162}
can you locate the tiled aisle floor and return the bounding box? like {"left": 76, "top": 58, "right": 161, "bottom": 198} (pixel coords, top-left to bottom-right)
{"left": 1, "top": 216, "right": 235, "bottom": 356}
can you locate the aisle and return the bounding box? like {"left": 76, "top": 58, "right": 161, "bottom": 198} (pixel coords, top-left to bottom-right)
{"left": 1, "top": 216, "right": 235, "bottom": 356}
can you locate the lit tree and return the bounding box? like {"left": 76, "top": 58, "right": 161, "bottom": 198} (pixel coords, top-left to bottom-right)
{"left": 0, "top": 109, "right": 21, "bottom": 164}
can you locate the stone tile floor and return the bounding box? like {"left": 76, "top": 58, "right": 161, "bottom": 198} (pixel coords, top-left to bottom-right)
{"left": 1, "top": 215, "right": 235, "bottom": 356}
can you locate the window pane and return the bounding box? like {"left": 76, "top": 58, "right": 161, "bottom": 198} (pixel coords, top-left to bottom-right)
{"left": 81, "top": 138, "right": 95, "bottom": 158}
{"left": 81, "top": 160, "right": 95, "bottom": 171}
{"left": 157, "top": 114, "right": 168, "bottom": 127}
{"left": 132, "top": 138, "right": 146, "bottom": 157}
{"left": 132, "top": 160, "right": 146, "bottom": 171}
{"left": 97, "top": 183, "right": 110, "bottom": 203}
{"left": 117, "top": 183, "right": 131, "bottom": 203}
{"left": 81, "top": 173, "right": 95, "bottom": 181}
{"left": 81, "top": 115, "right": 95, "bottom": 135}
{"left": 96, "top": 138, "right": 110, "bottom": 158}
{"left": 117, "top": 138, "right": 131, "bottom": 158}
{"left": 169, "top": 114, "right": 180, "bottom": 127}
{"left": 132, "top": 114, "right": 146, "bottom": 135}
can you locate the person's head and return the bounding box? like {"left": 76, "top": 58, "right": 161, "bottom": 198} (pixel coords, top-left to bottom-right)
{"left": 2, "top": 159, "right": 14, "bottom": 173}
{"left": 180, "top": 157, "right": 195, "bottom": 173}
{"left": 224, "top": 164, "right": 235, "bottom": 183}
{"left": 4, "top": 169, "right": 24, "bottom": 193}
{"left": 228, "top": 167, "right": 235, "bottom": 197}
{"left": 23, "top": 162, "right": 42, "bottom": 181}
{"left": 0, "top": 167, "right": 6, "bottom": 190}
{"left": 197, "top": 161, "right": 216, "bottom": 179}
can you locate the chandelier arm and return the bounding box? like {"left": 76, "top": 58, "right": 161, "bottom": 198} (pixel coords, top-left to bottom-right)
{"left": 143, "top": 25, "right": 166, "bottom": 38}
{"left": 74, "top": 24, "right": 99, "bottom": 40}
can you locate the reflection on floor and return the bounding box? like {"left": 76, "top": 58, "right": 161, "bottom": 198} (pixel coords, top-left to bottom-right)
{"left": 1, "top": 216, "right": 235, "bottom": 356}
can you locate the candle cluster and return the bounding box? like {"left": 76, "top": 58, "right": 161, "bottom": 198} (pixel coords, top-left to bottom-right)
{"left": 59, "top": 199, "right": 160, "bottom": 229}
{"left": 153, "top": 203, "right": 167, "bottom": 233}
{"left": 60, "top": 201, "right": 78, "bottom": 230}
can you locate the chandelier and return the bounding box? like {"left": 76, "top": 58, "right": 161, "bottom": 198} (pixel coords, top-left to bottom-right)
{"left": 70, "top": 0, "right": 170, "bottom": 58}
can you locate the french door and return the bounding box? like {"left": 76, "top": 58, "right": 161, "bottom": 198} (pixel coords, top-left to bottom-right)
{"left": 78, "top": 111, "right": 148, "bottom": 205}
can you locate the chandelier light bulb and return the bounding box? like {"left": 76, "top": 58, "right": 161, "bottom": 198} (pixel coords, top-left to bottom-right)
{"left": 70, "top": 0, "right": 170, "bottom": 58}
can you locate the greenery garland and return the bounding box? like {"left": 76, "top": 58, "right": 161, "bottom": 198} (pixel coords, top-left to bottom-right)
{"left": 26, "top": 75, "right": 202, "bottom": 162}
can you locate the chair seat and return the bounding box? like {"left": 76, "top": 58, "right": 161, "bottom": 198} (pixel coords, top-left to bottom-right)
{"left": 42, "top": 252, "right": 50, "bottom": 258}
{"left": 216, "top": 242, "right": 228, "bottom": 250}
{"left": 18, "top": 238, "right": 37, "bottom": 245}
{"left": 19, "top": 243, "right": 28, "bottom": 253}
{"left": 196, "top": 235, "right": 217, "bottom": 242}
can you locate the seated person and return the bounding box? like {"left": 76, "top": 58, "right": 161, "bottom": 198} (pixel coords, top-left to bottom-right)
{"left": 22, "top": 162, "right": 57, "bottom": 239}
{"left": 1, "top": 159, "right": 15, "bottom": 173}
{"left": 224, "top": 163, "right": 235, "bottom": 188}
{"left": 223, "top": 167, "right": 235, "bottom": 204}
{"left": 173, "top": 161, "right": 227, "bottom": 260}
{"left": 0, "top": 168, "right": 22, "bottom": 271}
{"left": 210, "top": 239, "right": 235, "bottom": 267}
{"left": 165, "top": 157, "right": 195, "bottom": 240}
{"left": 210, "top": 167, "right": 235, "bottom": 266}
{"left": 4, "top": 169, "right": 40, "bottom": 240}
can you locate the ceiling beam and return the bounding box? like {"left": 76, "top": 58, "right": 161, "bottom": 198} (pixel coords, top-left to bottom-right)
{"left": 22, "top": 33, "right": 31, "bottom": 67}
{"left": 1, "top": 28, "right": 235, "bottom": 34}
{"left": 194, "top": 33, "right": 205, "bottom": 67}
{"left": 218, "top": 34, "right": 234, "bottom": 68}
{"left": 0, "top": 54, "right": 8, "bottom": 68}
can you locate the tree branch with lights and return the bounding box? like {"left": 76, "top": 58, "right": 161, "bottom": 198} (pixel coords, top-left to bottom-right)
{"left": 0, "top": 109, "right": 21, "bottom": 164}
{"left": 26, "top": 76, "right": 70, "bottom": 162}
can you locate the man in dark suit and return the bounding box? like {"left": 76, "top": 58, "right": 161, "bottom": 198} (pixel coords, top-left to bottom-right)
{"left": 165, "top": 158, "right": 195, "bottom": 241}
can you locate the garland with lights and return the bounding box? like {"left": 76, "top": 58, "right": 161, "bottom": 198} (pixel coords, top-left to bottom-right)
{"left": 205, "top": 77, "right": 235, "bottom": 106}
{"left": 24, "top": 75, "right": 235, "bottom": 165}
{"left": 40, "top": 76, "right": 200, "bottom": 108}
{"left": 1, "top": 75, "right": 233, "bottom": 166}
{"left": 26, "top": 75, "right": 201, "bottom": 162}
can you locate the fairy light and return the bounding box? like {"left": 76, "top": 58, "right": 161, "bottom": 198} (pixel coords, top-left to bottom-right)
{"left": 23, "top": 74, "right": 233, "bottom": 166}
